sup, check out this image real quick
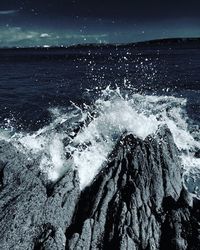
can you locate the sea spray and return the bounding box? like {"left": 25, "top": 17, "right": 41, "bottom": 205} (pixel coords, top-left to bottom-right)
{"left": 1, "top": 86, "right": 200, "bottom": 190}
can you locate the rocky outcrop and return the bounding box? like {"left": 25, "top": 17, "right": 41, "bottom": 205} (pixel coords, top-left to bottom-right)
{"left": 66, "top": 126, "right": 200, "bottom": 250}
{"left": 0, "top": 141, "right": 80, "bottom": 250}
{"left": 0, "top": 125, "right": 199, "bottom": 250}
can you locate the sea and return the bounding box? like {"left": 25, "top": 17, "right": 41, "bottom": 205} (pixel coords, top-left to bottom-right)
{"left": 0, "top": 40, "right": 200, "bottom": 194}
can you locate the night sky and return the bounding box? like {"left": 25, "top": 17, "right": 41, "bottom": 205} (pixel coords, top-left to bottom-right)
{"left": 0, "top": 0, "right": 200, "bottom": 47}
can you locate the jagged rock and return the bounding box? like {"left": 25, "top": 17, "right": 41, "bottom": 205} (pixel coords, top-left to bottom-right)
{"left": 0, "top": 140, "right": 80, "bottom": 250}
{"left": 0, "top": 125, "right": 200, "bottom": 250}
{"left": 66, "top": 126, "right": 200, "bottom": 250}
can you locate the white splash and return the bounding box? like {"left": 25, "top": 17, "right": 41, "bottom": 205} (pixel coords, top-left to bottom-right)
{"left": 2, "top": 86, "right": 200, "bottom": 190}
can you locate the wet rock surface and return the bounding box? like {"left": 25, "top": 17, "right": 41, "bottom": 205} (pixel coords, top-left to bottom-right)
{"left": 66, "top": 126, "right": 200, "bottom": 250}
{"left": 0, "top": 126, "right": 199, "bottom": 249}
{"left": 0, "top": 141, "right": 80, "bottom": 250}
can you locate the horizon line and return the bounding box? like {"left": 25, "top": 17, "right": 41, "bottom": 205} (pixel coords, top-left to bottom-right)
{"left": 0, "top": 36, "right": 200, "bottom": 50}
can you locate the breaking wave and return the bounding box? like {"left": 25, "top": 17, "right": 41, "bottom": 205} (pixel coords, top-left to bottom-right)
{"left": 1, "top": 86, "right": 200, "bottom": 191}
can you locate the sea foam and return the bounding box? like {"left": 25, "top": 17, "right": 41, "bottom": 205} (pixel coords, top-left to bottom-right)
{"left": 3, "top": 86, "right": 200, "bottom": 190}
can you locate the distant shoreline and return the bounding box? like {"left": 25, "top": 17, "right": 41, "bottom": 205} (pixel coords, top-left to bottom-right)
{"left": 1, "top": 37, "right": 200, "bottom": 51}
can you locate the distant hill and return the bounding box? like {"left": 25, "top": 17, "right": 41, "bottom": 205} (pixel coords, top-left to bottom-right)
{"left": 0, "top": 37, "right": 200, "bottom": 63}
{"left": 0, "top": 37, "right": 200, "bottom": 52}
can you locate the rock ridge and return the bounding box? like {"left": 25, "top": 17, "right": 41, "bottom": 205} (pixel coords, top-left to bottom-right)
{"left": 0, "top": 125, "right": 199, "bottom": 249}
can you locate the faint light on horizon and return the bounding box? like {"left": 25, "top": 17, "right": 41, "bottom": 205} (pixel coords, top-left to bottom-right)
{"left": 0, "top": 10, "right": 19, "bottom": 15}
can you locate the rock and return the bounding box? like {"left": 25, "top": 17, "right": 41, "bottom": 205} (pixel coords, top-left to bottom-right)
{"left": 0, "top": 125, "right": 200, "bottom": 250}
{"left": 0, "top": 140, "right": 80, "bottom": 250}
{"left": 66, "top": 126, "right": 200, "bottom": 250}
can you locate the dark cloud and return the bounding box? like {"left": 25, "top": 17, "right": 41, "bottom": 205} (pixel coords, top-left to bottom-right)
{"left": 1, "top": 0, "right": 200, "bottom": 20}
{"left": 0, "top": 0, "right": 200, "bottom": 47}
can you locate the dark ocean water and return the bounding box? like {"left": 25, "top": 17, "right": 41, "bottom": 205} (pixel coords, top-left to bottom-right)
{"left": 0, "top": 41, "right": 200, "bottom": 192}
{"left": 0, "top": 42, "right": 200, "bottom": 131}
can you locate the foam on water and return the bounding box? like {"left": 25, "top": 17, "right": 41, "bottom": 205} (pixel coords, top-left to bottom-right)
{"left": 1, "top": 86, "right": 200, "bottom": 190}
